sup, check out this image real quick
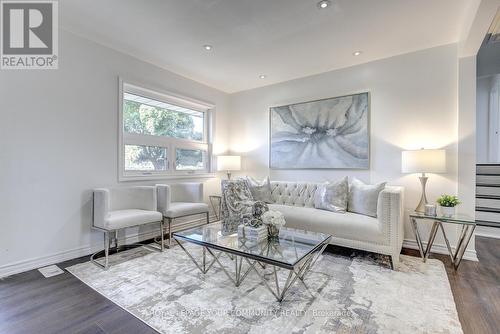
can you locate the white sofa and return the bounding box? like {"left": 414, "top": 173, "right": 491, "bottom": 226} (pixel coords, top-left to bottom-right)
{"left": 267, "top": 181, "right": 404, "bottom": 268}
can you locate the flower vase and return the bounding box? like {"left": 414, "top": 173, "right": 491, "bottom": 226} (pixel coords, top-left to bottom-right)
{"left": 440, "top": 206, "right": 455, "bottom": 218}
{"left": 267, "top": 224, "right": 280, "bottom": 239}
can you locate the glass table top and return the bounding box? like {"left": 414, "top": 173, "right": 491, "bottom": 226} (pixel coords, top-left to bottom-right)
{"left": 173, "top": 222, "right": 332, "bottom": 269}
{"left": 409, "top": 212, "right": 476, "bottom": 225}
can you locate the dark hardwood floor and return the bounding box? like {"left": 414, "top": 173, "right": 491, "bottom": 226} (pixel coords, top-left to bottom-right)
{"left": 402, "top": 236, "right": 500, "bottom": 334}
{"left": 0, "top": 236, "right": 498, "bottom": 334}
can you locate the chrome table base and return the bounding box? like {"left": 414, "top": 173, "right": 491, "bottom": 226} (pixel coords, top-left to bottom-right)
{"left": 208, "top": 195, "right": 222, "bottom": 222}
{"left": 174, "top": 236, "right": 331, "bottom": 302}
{"left": 410, "top": 218, "right": 476, "bottom": 270}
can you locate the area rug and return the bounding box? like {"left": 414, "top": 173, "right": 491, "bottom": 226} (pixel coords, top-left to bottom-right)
{"left": 66, "top": 245, "right": 462, "bottom": 334}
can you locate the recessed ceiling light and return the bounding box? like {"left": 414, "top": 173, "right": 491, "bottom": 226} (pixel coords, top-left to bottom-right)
{"left": 259, "top": 75, "right": 266, "bottom": 79}
{"left": 317, "top": 0, "right": 331, "bottom": 9}
{"left": 203, "top": 45, "right": 213, "bottom": 51}
{"left": 353, "top": 51, "right": 362, "bottom": 56}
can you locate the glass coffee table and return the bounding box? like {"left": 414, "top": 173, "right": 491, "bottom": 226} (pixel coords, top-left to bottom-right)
{"left": 173, "top": 222, "right": 332, "bottom": 302}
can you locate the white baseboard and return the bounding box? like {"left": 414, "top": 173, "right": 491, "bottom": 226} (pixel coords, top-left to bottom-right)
{"left": 475, "top": 226, "right": 500, "bottom": 239}
{"left": 403, "top": 239, "right": 478, "bottom": 262}
{"left": 0, "top": 215, "right": 215, "bottom": 279}
{"left": 0, "top": 229, "right": 158, "bottom": 279}
{"left": 0, "top": 245, "right": 92, "bottom": 280}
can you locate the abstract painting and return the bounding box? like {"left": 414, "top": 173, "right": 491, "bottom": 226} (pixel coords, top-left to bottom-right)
{"left": 270, "top": 92, "right": 369, "bottom": 169}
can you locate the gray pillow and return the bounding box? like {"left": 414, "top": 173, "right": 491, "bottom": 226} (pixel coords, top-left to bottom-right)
{"left": 347, "top": 178, "right": 386, "bottom": 217}
{"left": 245, "top": 176, "right": 273, "bottom": 203}
{"left": 314, "top": 177, "right": 348, "bottom": 213}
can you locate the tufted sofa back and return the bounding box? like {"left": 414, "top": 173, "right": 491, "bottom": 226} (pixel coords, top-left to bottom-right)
{"left": 270, "top": 181, "right": 321, "bottom": 208}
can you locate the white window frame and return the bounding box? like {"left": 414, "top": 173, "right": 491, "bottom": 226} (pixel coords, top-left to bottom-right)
{"left": 118, "top": 78, "right": 215, "bottom": 181}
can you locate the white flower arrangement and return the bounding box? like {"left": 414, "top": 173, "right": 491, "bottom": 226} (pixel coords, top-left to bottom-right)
{"left": 261, "top": 210, "right": 286, "bottom": 227}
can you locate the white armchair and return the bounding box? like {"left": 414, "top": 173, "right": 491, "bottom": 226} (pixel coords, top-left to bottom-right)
{"left": 156, "top": 183, "right": 210, "bottom": 248}
{"left": 92, "top": 186, "right": 163, "bottom": 269}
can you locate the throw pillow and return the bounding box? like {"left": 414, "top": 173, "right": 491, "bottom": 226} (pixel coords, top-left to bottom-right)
{"left": 347, "top": 178, "right": 386, "bottom": 217}
{"left": 245, "top": 176, "right": 273, "bottom": 203}
{"left": 314, "top": 177, "right": 348, "bottom": 213}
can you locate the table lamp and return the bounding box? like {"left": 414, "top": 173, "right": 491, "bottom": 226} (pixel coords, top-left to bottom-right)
{"left": 402, "top": 149, "right": 446, "bottom": 213}
{"left": 217, "top": 155, "right": 241, "bottom": 179}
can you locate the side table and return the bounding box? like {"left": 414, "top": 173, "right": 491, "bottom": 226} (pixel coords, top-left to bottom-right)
{"left": 209, "top": 195, "right": 222, "bottom": 222}
{"left": 409, "top": 212, "right": 476, "bottom": 270}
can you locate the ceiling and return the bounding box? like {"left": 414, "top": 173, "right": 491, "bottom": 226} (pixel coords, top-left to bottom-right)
{"left": 60, "top": 0, "right": 471, "bottom": 93}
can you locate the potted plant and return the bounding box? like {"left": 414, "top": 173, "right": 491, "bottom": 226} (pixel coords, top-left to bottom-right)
{"left": 436, "top": 195, "right": 460, "bottom": 217}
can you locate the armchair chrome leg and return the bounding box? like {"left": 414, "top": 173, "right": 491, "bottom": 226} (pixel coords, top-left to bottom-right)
{"left": 160, "top": 219, "right": 165, "bottom": 252}
{"left": 104, "top": 231, "right": 110, "bottom": 269}
{"left": 91, "top": 230, "right": 111, "bottom": 270}
{"left": 151, "top": 218, "right": 166, "bottom": 251}
{"left": 157, "top": 212, "right": 210, "bottom": 250}
{"left": 167, "top": 217, "right": 172, "bottom": 249}
{"left": 114, "top": 230, "right": 118, "bottom": 252}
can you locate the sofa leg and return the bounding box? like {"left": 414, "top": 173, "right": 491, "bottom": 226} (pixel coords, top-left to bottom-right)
{"left": 390, "top": 254, "right": 399, "bottom": 270}
{"left": 206, "top": 211, "right": 210, "bottom": 225}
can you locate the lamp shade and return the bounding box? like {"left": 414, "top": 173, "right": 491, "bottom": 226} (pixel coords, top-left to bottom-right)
{"left": 401, "top": 149, "right": 446, "bottom": 174}
{"left": 217, "top": 155, "right": 241, "bottom": 171}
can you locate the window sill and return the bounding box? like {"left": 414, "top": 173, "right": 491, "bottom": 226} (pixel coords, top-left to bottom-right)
{"left": 119, "top": 173, "right": 217, "bottom": 182}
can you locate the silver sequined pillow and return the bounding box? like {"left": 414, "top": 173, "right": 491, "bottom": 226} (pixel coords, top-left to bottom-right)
{"left": 314, "top": 177, "right": 348, "bottom": 213}
{"left": 347, "top": 178, "right": 386, "bottom": 217}
{"left": 245, "top": 176, "right": 273, "bottom": 203}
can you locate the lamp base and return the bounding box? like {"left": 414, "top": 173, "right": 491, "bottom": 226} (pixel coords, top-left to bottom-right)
{"left": 227, "top": 171, "right": 232, "bottom": 180}
{"left": 415, "top": 174, "right": 429, "bottom": 213}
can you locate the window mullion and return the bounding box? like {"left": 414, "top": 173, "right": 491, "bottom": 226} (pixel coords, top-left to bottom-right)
{"left": 169, "top": 143, "right": 174, "bottom": 173}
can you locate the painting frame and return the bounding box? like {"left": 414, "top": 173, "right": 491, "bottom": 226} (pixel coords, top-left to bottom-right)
{"left": 269, "top": 92, "right": 370, "bottom": 170}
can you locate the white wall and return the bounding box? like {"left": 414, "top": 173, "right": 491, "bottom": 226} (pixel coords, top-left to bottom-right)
{"left": 0, "top": 30, "right": 230, "bottom": 276}
{"left": 458, "top": 56, "right": 477, "bottom": 254}
{"left": 227, "top": 44, "right": 475, "bottom": 256}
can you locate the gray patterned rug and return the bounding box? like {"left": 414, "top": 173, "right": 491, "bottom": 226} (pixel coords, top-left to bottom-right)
{"left": 66, "top": 244, "right": 462, "bottom": 334}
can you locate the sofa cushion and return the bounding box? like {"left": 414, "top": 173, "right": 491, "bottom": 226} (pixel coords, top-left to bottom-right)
{"left": 268, "top": 204, "right": 385, "bottom": 244}
{"left": 165, "top": 202, "right": 209, "bottom": 218}
{"left": 105, "top": 209, "right": 162, "bottom": 230}
{"left": 246, "top": 176, "right": 273, "bottom": 203}
{"left": 314, "top": 177, "right": 348, "bottom": 213}
{"left": 348, "top": 178, "right": 386, "bottom": 217}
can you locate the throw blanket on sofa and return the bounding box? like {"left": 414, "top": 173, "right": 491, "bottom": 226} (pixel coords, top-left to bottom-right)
{"left": 221, "top": 179, "right": 255, "bottom": 220}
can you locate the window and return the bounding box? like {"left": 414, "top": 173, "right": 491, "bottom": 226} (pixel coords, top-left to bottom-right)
{"left": 119, "top": 81, "right": 213, "bottom": 180}
{"left": 175, "top": 148, "right": 206, "bottom": 170}
{"left": 125, "top": 144, "right": 168, "bottom": 171}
